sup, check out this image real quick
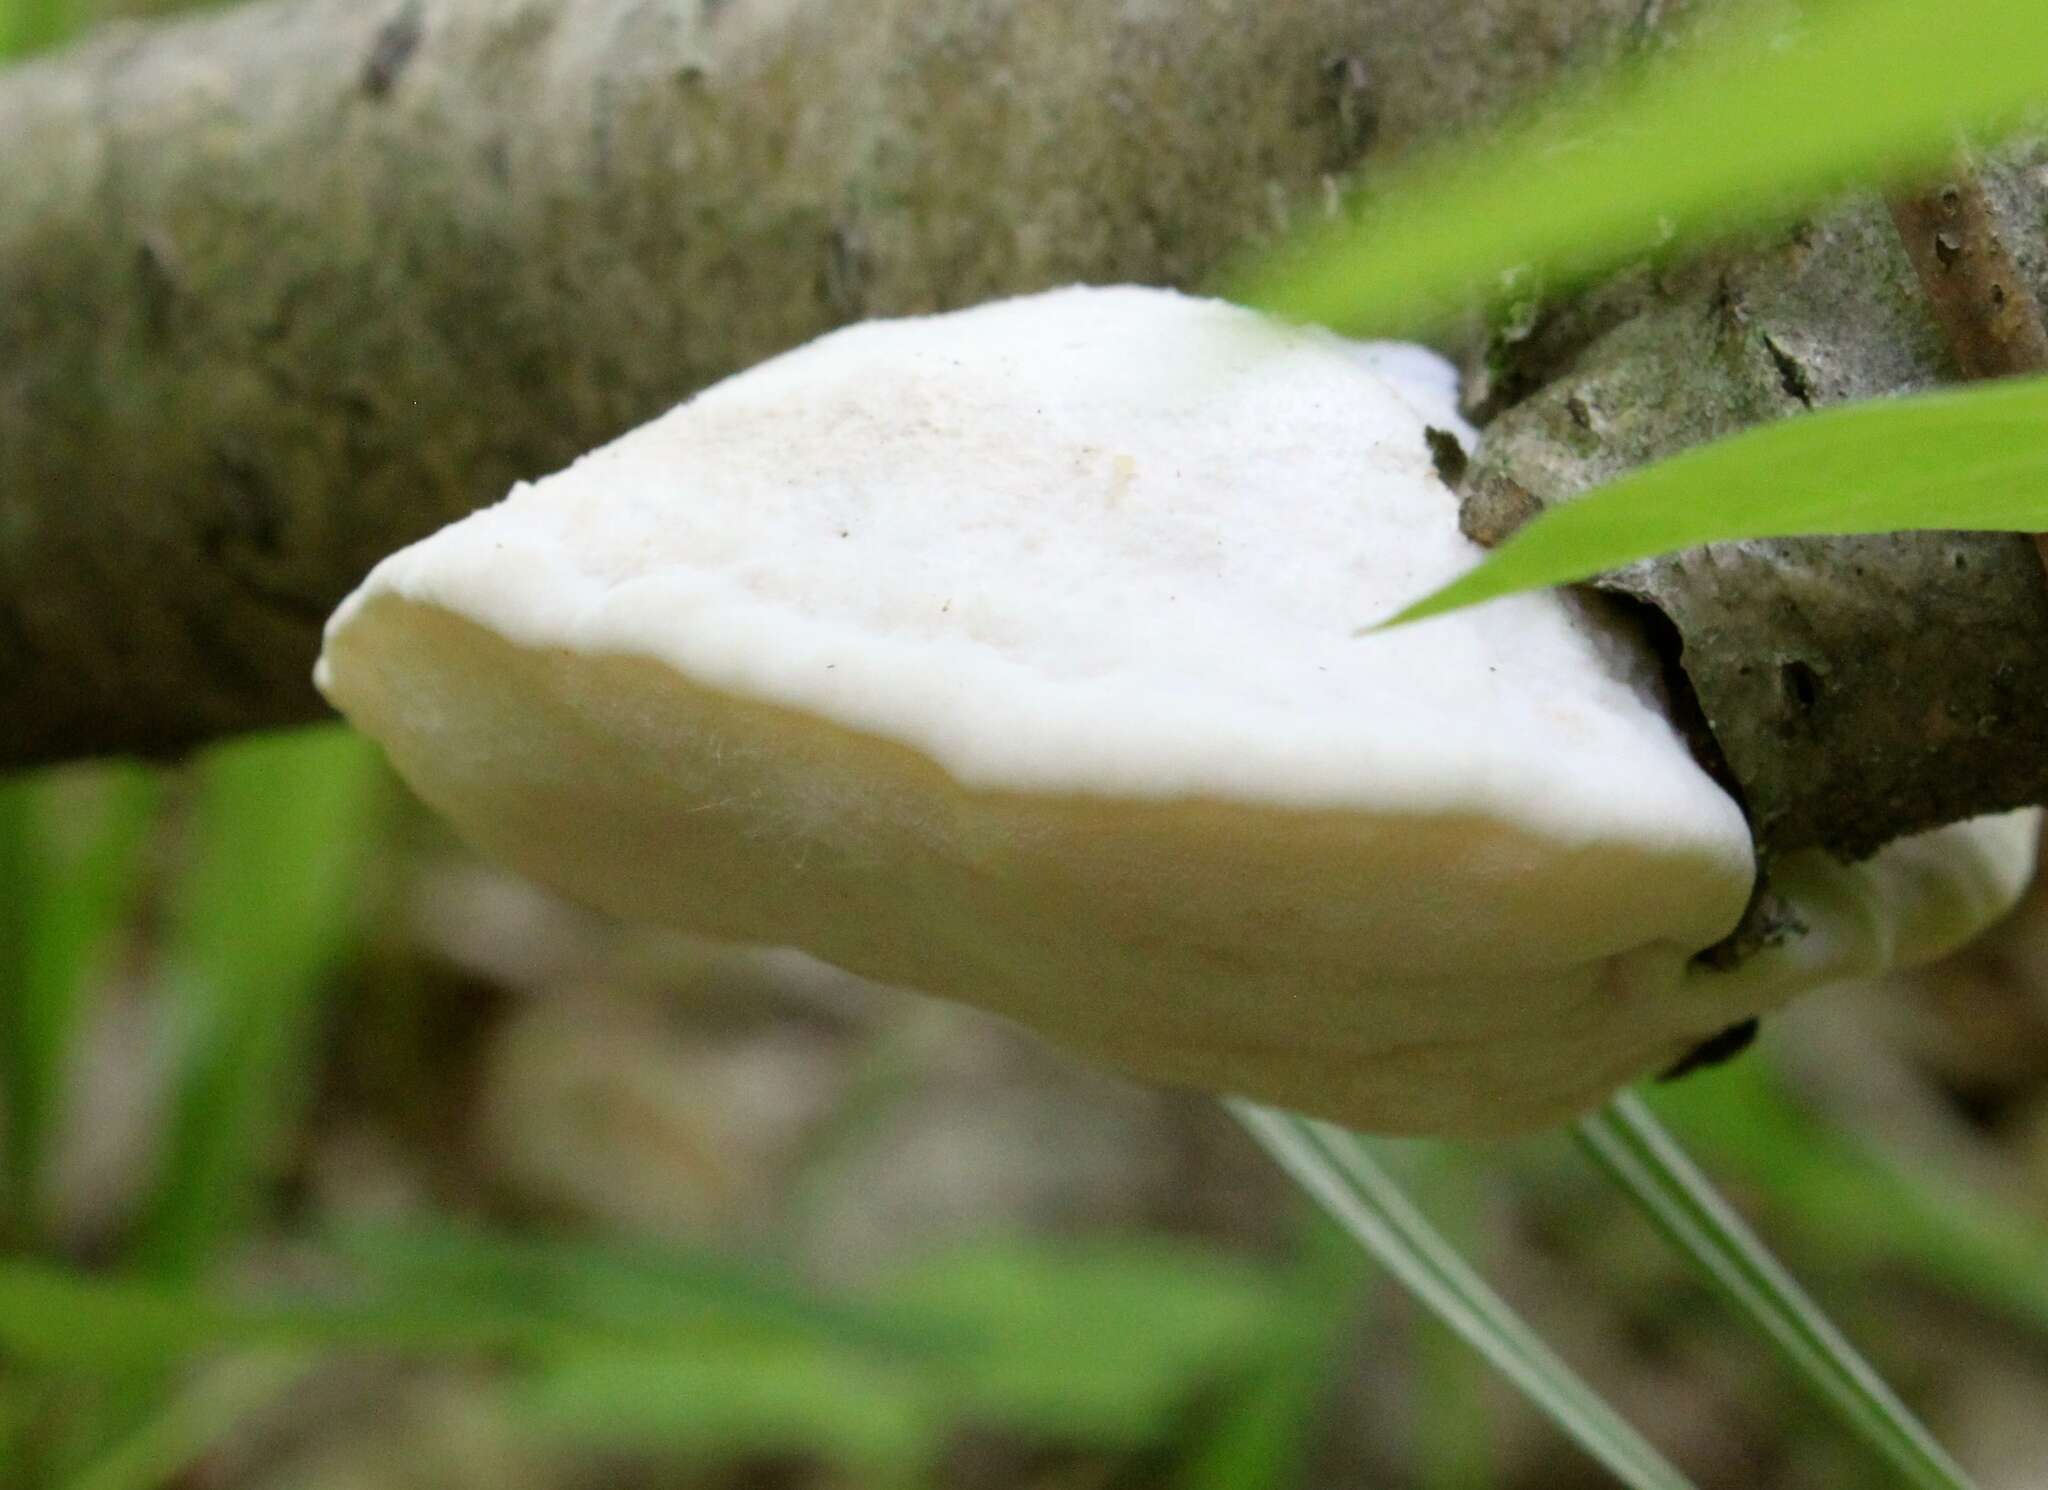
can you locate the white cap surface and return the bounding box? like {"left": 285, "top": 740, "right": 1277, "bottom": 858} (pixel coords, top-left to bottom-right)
{"left": 316, "top": 286, "right": 2032, "bottom": 1134}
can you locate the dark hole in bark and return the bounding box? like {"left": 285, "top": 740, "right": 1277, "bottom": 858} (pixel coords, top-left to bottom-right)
{"left": 1424, "top": 426, "right": 1468, "bottom": 487}
{"left": 1603, "top": 591, "right": 1744, "bottom": 805}
{"left": 1780, "top": 659, "right": 1822, "bottom": 712}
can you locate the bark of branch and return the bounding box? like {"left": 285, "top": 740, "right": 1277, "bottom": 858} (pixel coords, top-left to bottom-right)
{"left": 1888, "top": 160, "right": 2048, "bottom": 383}
{"left": 0, "top": 0, "right": 1659, "bottom": 766}
{"left": 1460, "top": 153, "right": 2048, "bottom": 863}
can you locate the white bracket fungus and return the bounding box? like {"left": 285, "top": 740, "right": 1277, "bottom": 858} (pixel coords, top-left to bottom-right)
{"left": 316, "top": 286, "right": 2038, "bottom": 1137}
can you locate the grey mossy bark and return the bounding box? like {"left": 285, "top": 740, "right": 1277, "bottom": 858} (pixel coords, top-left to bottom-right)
{"left": 3, "top": 0, "right": 2046, "bottom": 874}
{"left": 1460, "top": 149, "right": 2048, "bottom": 864}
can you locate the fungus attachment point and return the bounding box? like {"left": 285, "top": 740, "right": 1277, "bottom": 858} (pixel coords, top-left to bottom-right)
{"left": 317, "top": 286, "right": 2036, "bottom": 1137}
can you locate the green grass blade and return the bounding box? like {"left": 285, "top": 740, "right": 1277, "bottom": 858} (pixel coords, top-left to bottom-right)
{"left": 1650, "top": 1056, "right": 2048, "bottom": 1336}
{"left": 1295, "top": 1115, "right": 1687, "bottom": 1489}
{"left": 1375, "top": 376, "right": 2048, "bottom": 627}
{"left": 131, "top": 728, "right": 386, "bottom": 1279}
{"left": 0, "top": 766, "right": 161, "bottom": 1243}
{"left": 1228, "top": 1100, "right": 1696, "bottom": 1490}
{"left": 1575, "top": 1092, "right": 1978, "bottom": 1490}
{"left": 1232, "top": 0, "right": 2048, "bottom": 334}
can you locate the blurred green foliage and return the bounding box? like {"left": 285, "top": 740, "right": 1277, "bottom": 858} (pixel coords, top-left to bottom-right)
{"left": 0, "top": 727, "right": 1343, "bottom": 1486}
{"left": 0, "top": 764, "right": 158, "bottom": 1246}
{"left": 131, "top": 731, "right": 386, "bottom": 1280}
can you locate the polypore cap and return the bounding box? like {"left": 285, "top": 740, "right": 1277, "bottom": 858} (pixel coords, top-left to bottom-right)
{"left": 315, "top": 285, "right": 2032, "bottom": 1134}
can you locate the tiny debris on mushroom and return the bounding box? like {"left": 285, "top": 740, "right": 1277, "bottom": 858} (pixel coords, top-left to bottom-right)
{"left": 316, "top": 285, "right": 2038, "bottom": 1137}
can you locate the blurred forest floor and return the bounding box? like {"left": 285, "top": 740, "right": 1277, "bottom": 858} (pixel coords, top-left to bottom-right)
{"left": 6, "top": 724, "right": 2048, "bottom": 1490}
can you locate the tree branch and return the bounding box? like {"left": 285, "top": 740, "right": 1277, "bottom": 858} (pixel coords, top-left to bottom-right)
{"left": 0, "top": 0, "right": 1661, "bottom": 766}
